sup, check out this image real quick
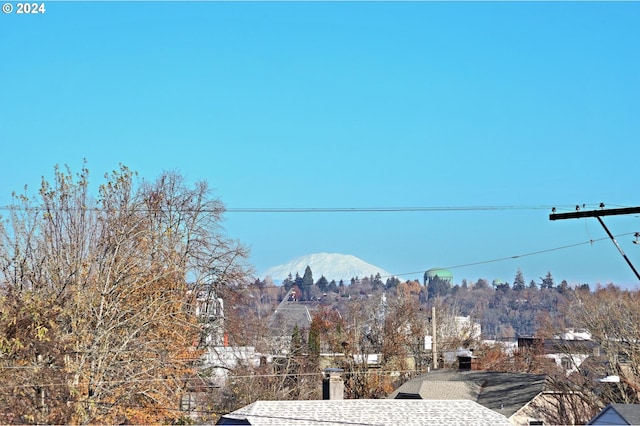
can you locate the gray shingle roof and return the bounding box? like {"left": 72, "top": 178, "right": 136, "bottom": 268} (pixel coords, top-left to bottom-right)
{"left": 613, "top": 404, "right": 640, "bottom": 425}
{"left": 588, "top": 403, "right": 640, "bottom": 425}
{"left": 270, "top": 302, "right": 313, "bottom": 335}
{"left": 416, "top": 380, "right": 481, "bottom": 400}
{"left": 389, "top": 369, "right": 547, "bottom": 418}
{"left": 218, "top": 399, "right": 512, "bottom": 426}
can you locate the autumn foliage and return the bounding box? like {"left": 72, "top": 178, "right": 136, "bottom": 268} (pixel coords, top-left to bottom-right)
{"left": 0, "top": 163, "right": 248, "bottom": 424}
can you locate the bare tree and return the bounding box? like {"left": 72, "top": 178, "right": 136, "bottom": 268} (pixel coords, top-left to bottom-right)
{"left": 494, "top": 284, "right": 640, "bottom": 425}
{"left": 0, "top": 164, "right": 250, "bottom": 424}
{"left": 565, "top": 285, "right": 640, "bottom": 403}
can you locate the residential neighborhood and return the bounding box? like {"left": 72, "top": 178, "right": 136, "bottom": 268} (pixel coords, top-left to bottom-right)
{"left": 1, "top": 170, "right": 640, "bottom": 424}
{"left": 2, "top": 1, "right": 639, "bottom": 424}
{"left": 180, "top": 261, "right": 640, "bottom": 425}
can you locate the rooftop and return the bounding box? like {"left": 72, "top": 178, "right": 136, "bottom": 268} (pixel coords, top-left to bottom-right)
{"left": 389, "top": 369, "right": 547, "bottom": 418}
{"left": 218, "top": 399, "right": 512, "bottom": 426}
{"left": 588, "top": 403, "right": 640, "bottom": 425}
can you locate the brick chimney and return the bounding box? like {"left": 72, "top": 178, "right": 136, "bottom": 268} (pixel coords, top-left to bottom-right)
{"left": 322, "top": 368, "right": 344, "bottom": 400}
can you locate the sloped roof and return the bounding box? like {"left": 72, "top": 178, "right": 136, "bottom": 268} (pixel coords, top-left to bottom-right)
{"left": 389, "top": 369, "right": 547, "bottom": 418}
{"left": 421, "top": 380, "right": 480, "bottom": 400}
{"left": 270, "top": 302, "right": 313, "bottom": 335}
{"left": 269, "top": 288, "right": 315, "bottom": 336}
{"left": 217, "top": 399, "right": 512, "bottom": 426}
{"left": 588, "top": 403, "right": 640, "bottom": 425}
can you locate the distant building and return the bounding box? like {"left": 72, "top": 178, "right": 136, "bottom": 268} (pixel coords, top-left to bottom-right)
{"left": 455, "top": 316, "right": 482, "bottom": 340}
{"left": 518, "top": 335, "right": 598, "bottom": 375}
{"left": 194, "top": 288, "right": 262, "bottom": 386}
{"left": 268, "top": 288, "right": 315, "bottom": 354}
{"left": 424, "top": 267, "right": 454, "bottom": 286}
{"left": 193, "top": 285, "right": 225, "bottom": 346}
{"left": 201, "top": 346, "right": 259, "bottom": 386}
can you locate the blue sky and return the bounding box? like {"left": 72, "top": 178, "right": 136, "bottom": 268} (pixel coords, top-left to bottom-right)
{"left": 1, "top": 1, "right": 639, "bottom": 288}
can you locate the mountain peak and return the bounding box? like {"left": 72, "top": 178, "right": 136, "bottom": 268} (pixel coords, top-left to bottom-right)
{"left": 264, "top": 253, "right": 391, "bottom": 283}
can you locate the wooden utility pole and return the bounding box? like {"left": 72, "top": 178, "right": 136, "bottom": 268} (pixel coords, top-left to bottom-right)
{"left": 550, "top": 206, "right": 640, "bottom": 281}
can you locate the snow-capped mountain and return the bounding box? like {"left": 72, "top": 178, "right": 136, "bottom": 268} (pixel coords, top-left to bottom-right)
{"left": 263, "top": 253, "right": 392, "bottom": 283}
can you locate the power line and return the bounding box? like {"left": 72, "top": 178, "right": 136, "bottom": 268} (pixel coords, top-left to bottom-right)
{"left": 225, "top": 205, "right": 553, "bottom": 213}
{"left": 379, "top": 232, "right": 637, "bottom": 279}
{"left": 2, "top": 203, "right": 632, "bottom": 214}
{"left": 0, "top": 204, "right": 583, "bottom": 213}
{"left": 226, "top": 203, "right": 638, "bottom": 214}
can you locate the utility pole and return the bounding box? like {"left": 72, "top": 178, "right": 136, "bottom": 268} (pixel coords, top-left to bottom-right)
{"left": 550, "top": 205, "right": 640, "bottom": 281}
{"left": 432, "top": 306, "right": 437, "bottom": 370}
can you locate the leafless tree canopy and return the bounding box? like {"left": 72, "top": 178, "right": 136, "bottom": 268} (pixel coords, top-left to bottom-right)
{"left": 0, "top": 163, "right": 250, "bottom": 424}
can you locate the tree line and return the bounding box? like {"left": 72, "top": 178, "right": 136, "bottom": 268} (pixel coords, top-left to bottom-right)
{"left": 277, "top": 267, "right": 392, "bottom": 301}
{"left": 256, "top": 265, "right": 584, "bottom": 339}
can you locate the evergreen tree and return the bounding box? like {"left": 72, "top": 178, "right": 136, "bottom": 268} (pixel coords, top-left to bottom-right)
{"left": 385, "top": 277, "right": 400, "bottom": 290}
{"left": 361, "top": 276, "right": 371, "bottom": 288}
{"left": 302, "top": 266, "right": 314, "bottom": 300}
{"left": 541, "top": 271, "right": 555, "bottom": 289}
{"left": 528, "top": 279, "right": 538, "bottom": 289}
{"left": 576, "top": 283, "right": 590, "bottom": 293}
{"left": 283, "top": 273, "right": 294, "bottom": 291}
{"left": 557, "top": 279, "right": 570, "bottom": 294}
{"left": 474, "top": 279, "right": 489, "bottom": 290}
{"left": 294, "top": 272, "right": 303, "bottom": 288}
{"left": 427, "top": 277, "right": 451, "bottom": 299}
{"left": 495, "top": 281, "right": 510, "bottom": 292}
{"left": 339, "top": 280, "right": 346, "bottom": 297}
{"left": 291, "top": 324, "right": 303, "bottom": 355}
{"left": 308, "top": 325, "right": 320, "bottom": 358}
{"left": 372, "top": 273, "right": 384, "bottom": 290}
{"left": 513, "top": 268, "right": 526, "bottom": 291}
{"left": 316, "top": 275, "right": 329, "bottom": 293}
{"left": 302, "top": 266, "right": 314, "bottom": 287}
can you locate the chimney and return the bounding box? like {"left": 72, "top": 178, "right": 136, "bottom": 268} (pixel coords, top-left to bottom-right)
{"left": 322, "top": 368, "right": 344, "bottom": 400}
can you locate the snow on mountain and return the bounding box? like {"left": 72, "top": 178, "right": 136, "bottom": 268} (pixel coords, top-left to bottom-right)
{"left": 263, "top": 253, "right": 392, "bottom": 283}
